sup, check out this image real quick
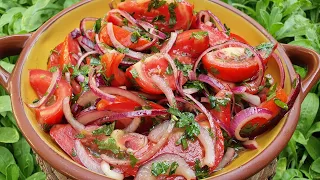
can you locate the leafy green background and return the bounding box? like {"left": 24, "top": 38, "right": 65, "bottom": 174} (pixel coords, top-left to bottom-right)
{"left": 0, "top": 0, "right": 319, "bottom": 179}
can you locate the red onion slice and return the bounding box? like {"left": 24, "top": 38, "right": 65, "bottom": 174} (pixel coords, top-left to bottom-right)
{"left": 231, "top": 107, "right": 273, "bottom": 141}
{"left": 88, "top": 67, "right": 116, "bottom": 102}
{"left": 71, "top": 28, "right": 81, "bottom": 39}
{"left": 150, "top": 75, "right": 176, "bottom": 107}
{"left": 135, "top": 153, "right": 196, "bottom": 180}
{"left": 198, "top": 127, "right": 215, "bottom": 167}
{"left": 63, "top": 97, "right": 85, "bottom": 132}
{"left": 28, "top": 69, "right": 61, "bottom": 108}
{"left": 77, "top": 109, "right": 112, "bottom": 125}
{"left": 137, "top": 20, "right": 167, "bottom": 40}
{"left": 95, "top": 34, "right": 111, "bottom": 54}
{"left": 123, "top": 117, "right": 141, "bottom": 133}
{"left": 148, "top": 120, "right": 171, "bottom": 143}
{"left": 130, "top": 91, "right": 165, "bottom": 101}
{"left": 243, "top": 139, "right": 259, "bottom": 149}
{"left": 135, "top": 35, "right": 159, "bottom": 51}
{"left": 77, "top": 87, "right": 147, "bottom": 107}
{"left": 109, "top": 9, "right": 137, "bottom": 26}
{"left": 160, "top": 32, "right": 178, "bottom": 54}
{"left": 231, "top": 86, "right": 246, "bottom": 93}
{"left": 65, "top": 72, "right": 71, "bottom": 83}
{"left": 93, "top": 109, "right": 168, "bottom": 125}
{"left": 183, "top": 88, "right": 199, "bottom": 94}
{"left": 101, "top": 121, "right": 175, "bottom": 166}
{"left": 198, "top": 74, "right": 227, "bottom": 92}
{"left": 76, "top": 51, "right": 99, "bottom": 68}
{"left": 272, "top": 53, "right": 285, "bottom": 88}
{"left": 197, "top": 10, "right": 227, "bottom": 32}
{"left": 100, "top": 161, "right": 124, "bottom": 180}
{"left": 215, "top": 148, "right": 235, "bottom": 170}
{"left": 80, "top": 17, "right": 98, "bottom": 38}
{"left": 107, "top": 23, "right": 146, "bottom": 60}
{"left": 75, "top": 140, "right": 103, "bottom": 174}
{"left": 232, "top": 88, "right": 261, "bottom": 106}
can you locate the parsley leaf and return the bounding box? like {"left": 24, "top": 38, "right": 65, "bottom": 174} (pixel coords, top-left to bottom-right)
{"left": 274, "top": 98, "right": 288, "bottom": 110}
{"left": 95, "top": 137, "right": 120, "bottom": 154}
{"left": 93, "top": 18, "right": 102, "bottom": 33}
{"left": 92, "top": 122, "right": 115, "bottom": 136}
{"left": 151, "top": 161, "right": 179, "bottom": 176}
{"left": 267, "top": 83, "right": 277, "bottom": 101}
{"left": 148, "top": 0, "right": 166, "bottom": 12}
{"left": 152, "top": 15, "right": 166, "bottom": 23}
{"left": 191, "top": 31, "right": 208, "bottom": 40}
{"left": 131, "top": 31, "right": 141, "bottom": 43}
{"left": 130, "top": 68, "right": 139, "bottom": 78}
{"left": 129, "top": 154, "right": 138, "bottom": 167}
{"left": 122, "top": 18, "right": 128, "bottom": 26}
{"left": 195, "top": 159, "right": 210, "bottom": 179}
{"left": 168, "top": 2, "right": 177, "bottom": 28}
{"left": 184, "top": 80, "right": 205, "bottom": 90}
{"left": 174, "top": 58, "right": 192, "bottom": 76}
{"left": 117, "top": 47, "right": 129, "bottom": 54}
{"left": 151, "top": 46, "right": 160, "bottom": 53}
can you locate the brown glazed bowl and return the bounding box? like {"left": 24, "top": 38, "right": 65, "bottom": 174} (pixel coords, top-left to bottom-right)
{"left": 0, "top": 0, "right": 319, "bottom": 179}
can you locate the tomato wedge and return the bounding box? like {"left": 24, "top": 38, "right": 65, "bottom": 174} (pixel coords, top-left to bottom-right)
{"left": 202, "top": 46, "right": 259, "bottom": 82}
{"left": 117, "top": 0, "right": 194, "bottom": 32}
{"left": 210, "top": 90, "right": 231, "bottom": 131}
{"left": 241, "top": 87, "right": 288, "bottom": 136}
{"left": 126, "top": 54, "right": 175, "bottom": 94}
{"left": 48, "top": 42, "right": 64, "bottom": 69}
{"left": 168, "top": 29, "right": 210, "bottom": 59}
{"left": 29, "top": 69, "right": 72, "bottom": 127}
{"left": 200, "top": 24, "right": 230, "bottom": 46}
{"left": 101, "top": 52, "right": 127, "bottom": 86}
{"left": 58, "top": 33, "right": 81, "bottom": 69}
{"left": 99, "top": 24, "right": 151, "bottom": 51}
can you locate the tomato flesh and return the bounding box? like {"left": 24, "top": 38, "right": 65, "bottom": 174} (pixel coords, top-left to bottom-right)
{"left": 101, "top": 52, "right": 127, "bottom": 86}
{"left": 29, "top": 70, "right": 72, "bottom": 126}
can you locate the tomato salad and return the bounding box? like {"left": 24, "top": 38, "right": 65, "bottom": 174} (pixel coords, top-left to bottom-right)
{"left": 28, "top": 0, "right": 301, "bottom": 179}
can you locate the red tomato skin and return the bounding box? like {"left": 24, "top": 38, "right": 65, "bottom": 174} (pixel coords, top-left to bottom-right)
{"left": 48, "top": 42, "right": 64, "bottom": 69}
{"left": 105, "top": 12, "right": 125, "bottom": 26}
{"left": 202, "top": 50, "right": 259, "bottom": 82}
{"left": 168, "top": 29, "right": 210, "bottom": 59}
{"left": 200, "top": 24, "right": 230, "bottom": 46}
{"left": 210, "top": 90, "right": 232, "bottom": 131}
{"left": 126, "top": 54, "right": 175, "bottom": 94}
{"left": 230, "top": 33, "right": 248, "bottom": 44}
{"left": 29, "top": 70, "right": 72, "bottom": 126}
{"left": 117, "top": 0, "right": 194, "bottom": 32}
{"left": 58, "top": 34, "right": 81, "bottom": 69}
{"left": 49, "top": 124, "right": 83, "bottom": 165}
{"left": 101, "top": 52, "right": 127, "bottom": 86}
{"left": 99, "top": 25, "right": 151, "bottom": 51}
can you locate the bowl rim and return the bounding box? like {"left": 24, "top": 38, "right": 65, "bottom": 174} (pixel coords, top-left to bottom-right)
{"left": 10, "top": 0, "right": 301, "bottom": 179}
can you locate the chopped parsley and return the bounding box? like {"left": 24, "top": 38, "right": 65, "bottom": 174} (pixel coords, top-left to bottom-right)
{"left": 130, "top": 68, "right": 139, "bottom": 78}
{"left": 255, "top": 42, "right": 274, "bottom": 59}
{"left": 148, "top": 0, "right": 166, "bottom": 12}
{"left": 71, "top": 148, "right": 77, "bottom": 157}
{"left": 122, "top": 18, "right": 128, "bottom": 26}
{"left": 195, "top": 159, "right": 210, "bottom": 179}
{"left": 151, "top": 161, "right": 179, "bottom": 176}
{"left": 168, "top": 2, "right": 177, "bottom": 28}
{"left": 116, "top": 47, "right": 129, "bottom": 54}
{"left": 89, "top": 56, "right": 101, "bottom": 65}
{"left": 49, "top": 66, "right": 58, "bottom": 73}
{"left": 168, "top": 107, "right": 200, "bottom": 149}
{"left": 152, "top": 15, "right": 166, "bottom": 22}
{"left": 210, "top": 67, "right": 219, "bottom": 75}
{"left": 95, "top": 137, "right": 120, "bottom": 154}
{"left": 165, "top": 65, "right": 173, "bottom": 75}
{"left": 174, "top": 58, "right": 192, "bottom": 76}
{"left": 224, "top": 24, "right": 231, "bottom": 36}
{"left": 191, "top": 31, "right": 208, "bottom": 40}
{"left": 75, "top": 133, "right": 85, "bottom": 139}
{"left": 93, "top": 18, "right": 102, "bottom": 33}
{"left": 129, "top": 153, "right": 138, "bottom": 167}
{"left": 131, "top": 31, "right": 141, "bottom": 43}
{"left": 267, "top": 83, "right": 277, "bottom": 101}
{"left": 92, "top": 122, "right": 115, "bottom": 136}
{"left": 150, "top": 46, "right": 160, "bottom": 53}
{"left": 184, "top": 80, "right": 205, "bottom": 90}
{"left": 274, "top": 98, "right": 288, "bottom": 110}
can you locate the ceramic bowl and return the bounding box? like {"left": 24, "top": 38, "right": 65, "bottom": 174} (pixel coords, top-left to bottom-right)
{"left": 0, "top": 0, "right": 319, "bottom": 179}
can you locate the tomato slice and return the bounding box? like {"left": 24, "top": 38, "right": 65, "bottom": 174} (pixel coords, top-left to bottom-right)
{"left": 200, "top": 23, "right": 230, "bottom": 46}
{"left": 168, "top": 29, "right": 210, "bottom": 59}
{"left": 105, "top": 11, "right": 126, "bottom": 26}
{"left": 202, "top": 46, "right": 259, "bottom": 82}
{"left": 48, "top": 42, "right": 64, "bottom": 69}
{"left": 58, "top": 33, "right": 81, "bottom": 69}
{"left": 241, "top": 87, "right": 288, "bottom": 136}
{"left": 99, "top": 24, "right": 151, "bottom": 51}
{"left": 126, "top": 54, "right": 175, "bottom": 94}
{"left": 117, "top": 0, "right": 194, "bottom": 32}
{"left": 50, "top": 124, "right": 83, "bottom": 165}
{"left": 96, "top": 96, "right": 140, "bottom": 112}
{"left": 101, "top": 52, "right": 127, "bottom": 86}
{"left": 210, "top": 90, "right": 231, "bottom": 131}
{"left": 229, "top": 33, "right": 248, "bottom": 44}
{"left": 29, "top": 69, "right": 72, "bottom": 126}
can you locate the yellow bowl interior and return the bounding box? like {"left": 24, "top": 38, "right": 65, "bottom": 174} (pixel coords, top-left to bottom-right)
{"left": 20, "top": 0, "right": 292, "bottom": 178}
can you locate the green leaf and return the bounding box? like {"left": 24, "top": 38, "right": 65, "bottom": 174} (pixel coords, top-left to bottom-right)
{"left": 296, "top": 93, "right": 319, "bottom": 134}
{"left": 274, "top": 158, "right": 287, "bottom": 179}
{"left": 194, "top": 159, "right": 209, "bottom": 179}
{"left": 63, "top": 0, "right": 81, "bottom": 9}
{"left": 0, "top": 96, "right": 12, "bottom": 113}
{"left": 0, "top": 147, "right": 15, "bottom": 174}
{"left": 304, "top": 136, "right": 320, "bottom": 160}
{"left": 292, "top": 130, "right": 308, "bottom": 145}
{"left": 311, "top": 158, "right": 320, "bottom": 173}
{"left": 5, "top": 164, "right": 19, "bottom": 180}
{"left": 129, "top": 154, "right": 138, "bottom": 167}
{"left": 25, "top": 172, "right": 46, "bottom": 180}
{"left": 306, "top": 121, "right": 320, "bottom": 138}
{"left": 0, "top": 61, "right": 14, "bottom": 73}
{"left": 95, "top": 137, "right": 120, "bottom": 154}
{"left": 282, "top": 169, "right": 303, "bottom": 179}
{"left": 151, "top": 161, "right": 170, "bottom": 176}
{"left": 0, "top": 127, "right": 19, "bottom": 143}
{"left": 92, "top": 122, "right": 115, "bottom": 136}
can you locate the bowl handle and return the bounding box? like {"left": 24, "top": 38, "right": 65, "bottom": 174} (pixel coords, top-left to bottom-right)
{"left": 0, "top": 34, "right": 32, "bottom": 93}
{"left": 282, "top": 44, "right": 320, "bottom": 99}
